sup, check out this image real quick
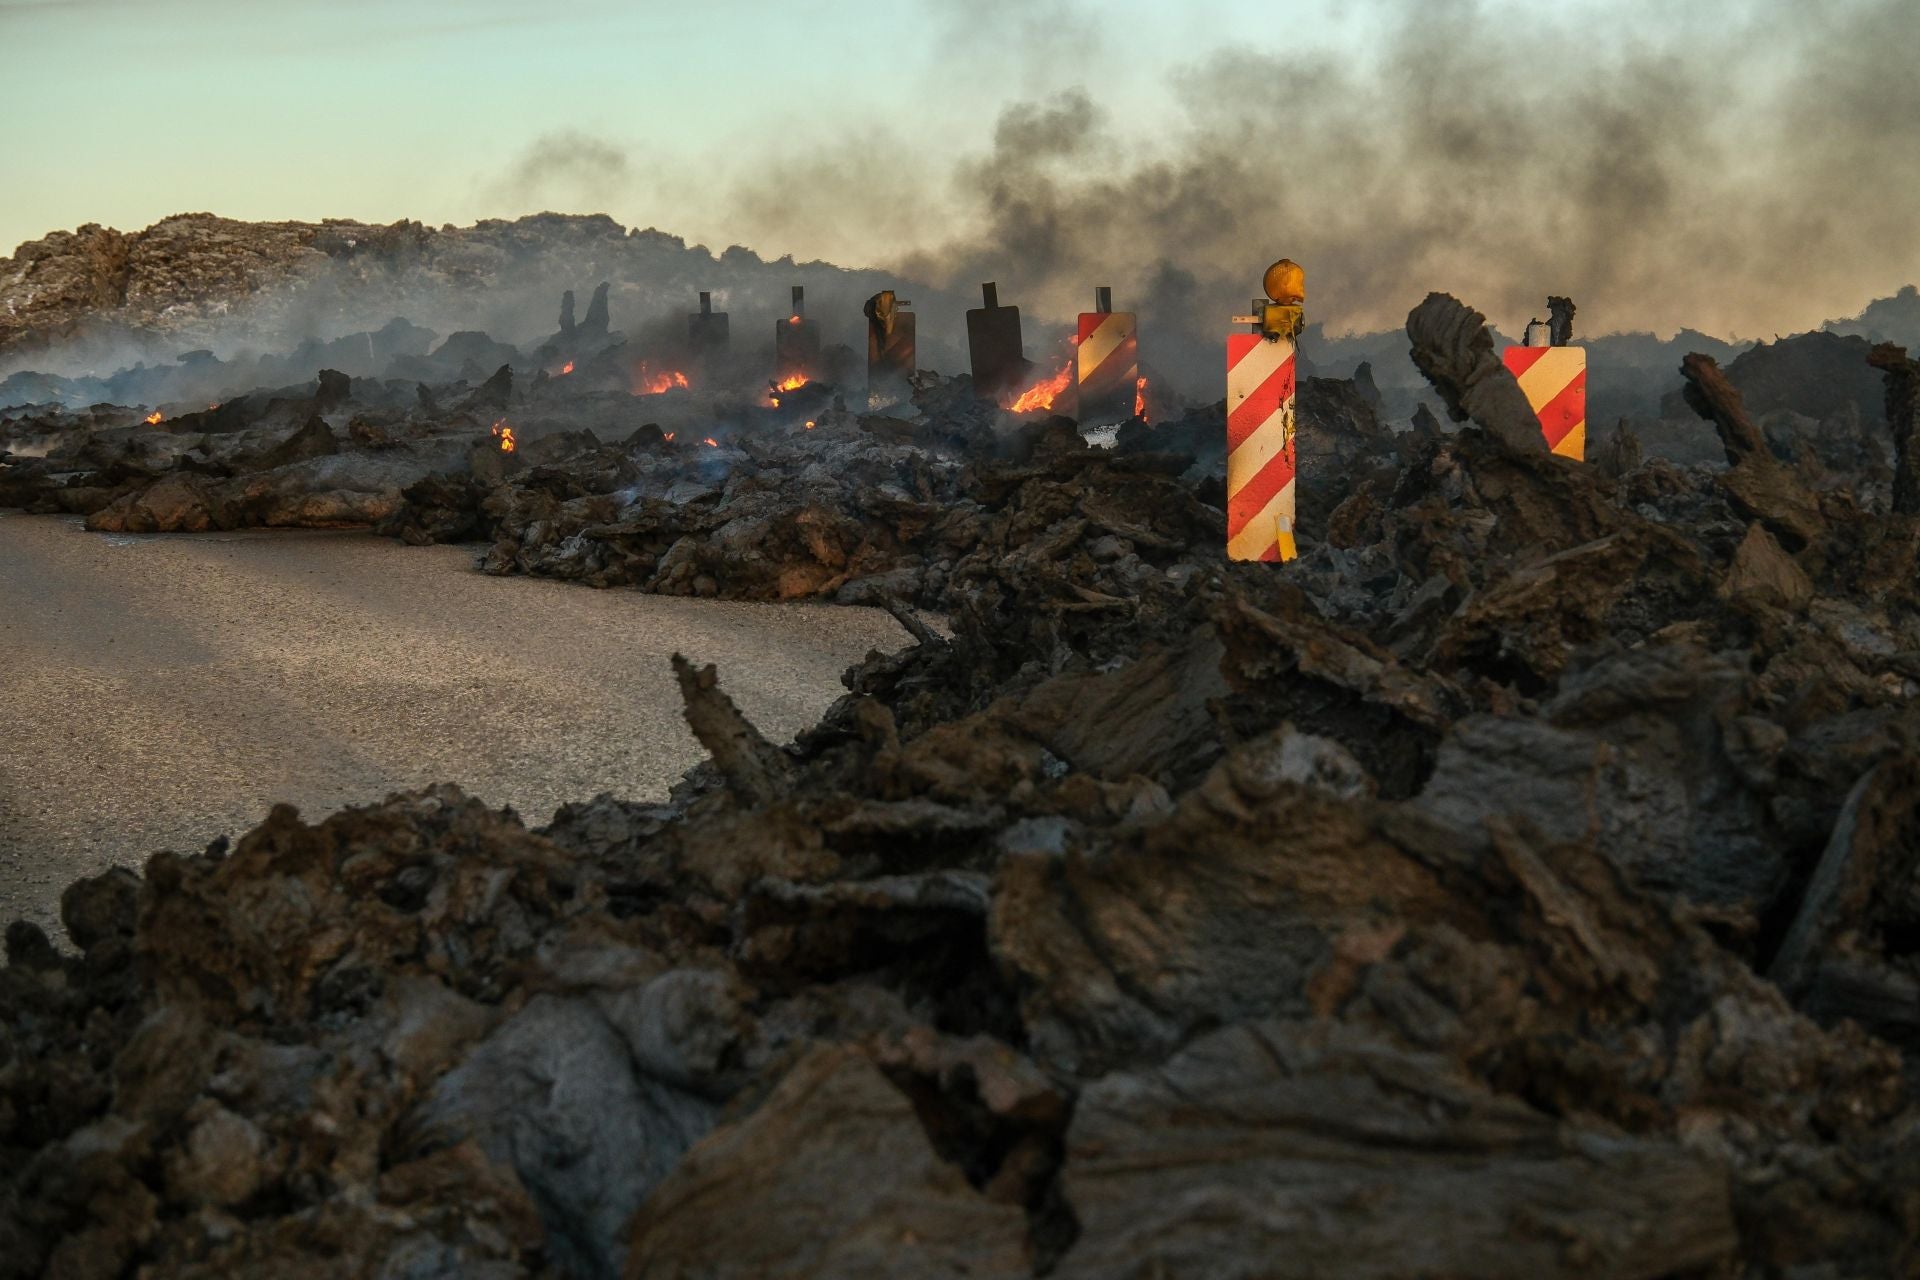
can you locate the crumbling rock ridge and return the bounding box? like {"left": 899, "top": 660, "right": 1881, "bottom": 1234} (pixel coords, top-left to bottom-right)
{"left": 5, "top": 294, "right": 1920, "bottom": 1277}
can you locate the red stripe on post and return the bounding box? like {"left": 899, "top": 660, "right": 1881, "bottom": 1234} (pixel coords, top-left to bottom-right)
{"left": 1502, "top": 345, "right": 1550, "bottom": 377}
{"left": 1226, "top": 353, "right": 1295, "bottom": 453}
{"left": 1083, "top": 334, "right": 1138, "bottom": 393}
{"left": 1531, "top": 368, "right": 1587, "bottom": 450}
{"left": 1226, "top": 437, "right": 1296, "bottom": 531}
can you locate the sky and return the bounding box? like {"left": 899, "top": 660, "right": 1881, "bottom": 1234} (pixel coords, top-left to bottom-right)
{"left": 0, "top": 0, "right": 1304, "bottom": 258}
{"left": 3, "top": 0, "right": 1918, "bottom": 340}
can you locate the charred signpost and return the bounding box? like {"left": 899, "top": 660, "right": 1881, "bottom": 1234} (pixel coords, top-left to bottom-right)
{"left": 775, "top": 285, "right": 822, "bottom": 385}
{"left": 1074, "top": 286, "right": 1140, "bottom": 426}
{"left": 1226, "top": 259, "right": 1303, "bottom": 562}
{"left": 688, "top": 291, "right": 729, "bottom": 364}
{"left": 864, "top": 290, "right": 915, "bottom": 407}
{"left": 966, "top": 282, "right": 1026, "bottom": 402}
{"left": 1503, "top": 295, "right": 1587, "bottom": 459}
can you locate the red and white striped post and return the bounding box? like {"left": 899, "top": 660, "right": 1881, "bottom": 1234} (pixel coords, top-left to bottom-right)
{"left": 1074, "top": 286, "right": 1139, "bottom": 425}
{"left": 1227, "top": 260, "right": 1304, "bottom": 562}
{"left": 1503, "top": 304, "right": 1586, "bottom": 459}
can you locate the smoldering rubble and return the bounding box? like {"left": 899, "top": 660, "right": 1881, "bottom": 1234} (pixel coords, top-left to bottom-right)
{"left": 4, "top": 291, "right": 1920, "bottom": 1279}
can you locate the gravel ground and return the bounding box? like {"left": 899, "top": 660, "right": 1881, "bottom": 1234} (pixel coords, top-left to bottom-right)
{"left": 0, "top": 512, "right": 904, "bottom": 937}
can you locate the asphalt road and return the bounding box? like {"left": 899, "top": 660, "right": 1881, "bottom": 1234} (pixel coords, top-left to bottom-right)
{"left": 0, "top": 513, "right": 904, "bottom": 938}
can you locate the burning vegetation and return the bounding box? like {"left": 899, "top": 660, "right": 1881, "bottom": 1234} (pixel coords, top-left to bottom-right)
{"left": 5, "top": 276, "right": 1920, "bottom": 1279}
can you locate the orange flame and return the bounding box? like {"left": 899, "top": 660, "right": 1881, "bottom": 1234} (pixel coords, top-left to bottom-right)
{"left": 702, "top": 436, "right": 719, "bottom": 448}
{"left": 559, "top": 361, "right": 574, "bottom": 375}
{"left": 491, "top": 420, "right": 516, "bottom": 453}
{"left": 1134, "top": 376, "right": 1148, "bottom": 419}
{"left": 634, "top": 365, "right": 690, "bottom": 395}
{"left": 663, "top": 431, "right": 676, "bottom": 442}
{"left": 788, "top": 315, "right": 802, "bottom": 325}
{"left": 143, "top": 410, "right": 163, "bottom": 425}
{"left": 804, "top": 419, "right": 816, "bottom": 429}
{"left": 774, "top": 374, "right": 808, "bottom": 392}
{"left": 1007, "top": 364, "right": 1072, "bottom": 414}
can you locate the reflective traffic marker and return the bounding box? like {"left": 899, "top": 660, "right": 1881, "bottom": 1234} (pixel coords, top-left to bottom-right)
{"left": 1502, "top": 345, "right": 1587, "bottom": 459}
{"left": 1074, "top": 286, "right": 1139, "bottom": 425}
{"left": 1226, "top": 333, "right": 1298, "bottom": 561}
{"left": 1226, "top": 258, "right": 1304, "bottom": 563}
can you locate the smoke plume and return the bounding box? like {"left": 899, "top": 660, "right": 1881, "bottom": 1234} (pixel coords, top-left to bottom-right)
{"left": 892, "top": 0, "right": 1920, "bottom": 367}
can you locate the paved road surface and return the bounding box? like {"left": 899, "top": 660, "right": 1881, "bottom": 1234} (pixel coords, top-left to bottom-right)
{"left": 0, "top": 513, "right": 904, "bottom": 937}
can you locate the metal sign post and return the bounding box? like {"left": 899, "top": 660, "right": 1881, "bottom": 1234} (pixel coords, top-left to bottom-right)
{"left": 1503, "top": 296, "right": 1586, "bottom": 459}
{"left": 1074, "top": 286, "right": 1139, "bottom": 425}
{"left": 775, "top": 285, "right": 823, "bottom": 384}
{"left": 688, "top": 291, "right": 730, "bottom": 361}
{"left": 1226, "top": 259, "right": 1303, "bottom": 562}
{"left": 966, "top": 282, "right": 1026, "bottom": 402}
{"left": 865, "top": 290, "right": 916, "bottom": 406}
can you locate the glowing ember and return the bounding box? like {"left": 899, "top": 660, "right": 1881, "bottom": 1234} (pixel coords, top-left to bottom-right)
{"left": 491, "top": 420, "right": 516, "bottom": 453}
{"left": 143, "top": 410, "right": 163, "bottom": 425}
{"left": 702, "top": 436, "right": 719, "bottom": 448}
{"left": 635, "top": 367, "right": 690, "bottom": 395}
{"left": 1134, "top": 376, "right": 1148, "bottom": 419}
{"left": 559, "top": 361, "right": 574, "bottom": 375}
{"left": 804, "top": 419, "right": 816, "bottom": 430}
{"left": 663, "top": 432, "right": 676, "bottom": 442}
{"left": 773, "top": 374, "right": 808, "bottom": 392}
{"left": 1007, "top": 364, "right": 1072, "bottom": 414}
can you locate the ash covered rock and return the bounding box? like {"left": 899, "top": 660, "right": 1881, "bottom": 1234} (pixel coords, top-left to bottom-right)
{"left": 6, "top": 293, "right": 1920, "bottom": 1277}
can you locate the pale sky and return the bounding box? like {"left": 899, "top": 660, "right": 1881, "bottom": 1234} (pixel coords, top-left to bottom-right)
{"left": 0, "top": 0, "right": 1349, "bottom": 259}
{"left": 4, "top": 0, "right": 1917, "bottom": 339}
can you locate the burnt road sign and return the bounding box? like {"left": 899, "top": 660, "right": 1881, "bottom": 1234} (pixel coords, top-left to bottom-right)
{"left": 775, "top": 284, "right": 822, "bottom": 383}
{"left": 688, "top": 291, "right": 729, "bottom": 358}
{"left": 966, "top": 281, "right": 1026, "bottom": 402}
{"left": 866, "top": 290, "right": 916, "bottom": 405}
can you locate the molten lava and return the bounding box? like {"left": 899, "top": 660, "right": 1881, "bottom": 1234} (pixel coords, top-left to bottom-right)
{"left": 1007, "top": 364, "right": 1072, "bottom": 414}
{"left": 491, "top": 420, "right": 516, "bottom": 453}
{"left": 1134, "top": 376, "right": 1148, "bottom": 419}
{"left": 143, "top": 410, "right": 163, "bottom": 425}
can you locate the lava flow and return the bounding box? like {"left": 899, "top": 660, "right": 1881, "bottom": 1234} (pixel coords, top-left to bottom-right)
{"left": 491, "top": 420, "right": 516, "bottom": 452}
{"left": 1007, "top": 364, "right": 1072, "bottom": 413}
